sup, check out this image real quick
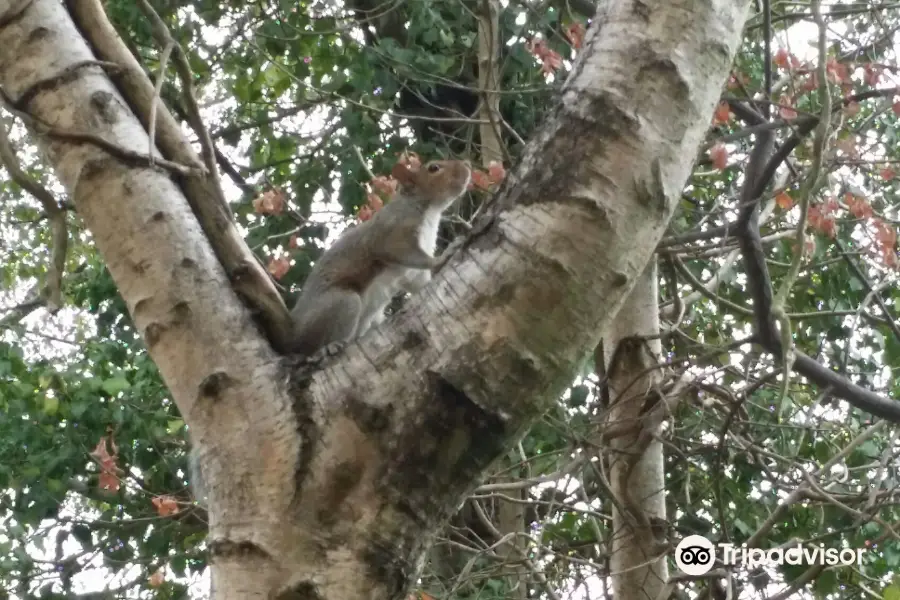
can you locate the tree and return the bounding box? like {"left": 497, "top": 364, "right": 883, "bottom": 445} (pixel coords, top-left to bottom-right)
{"left": 2, "top": 1, "right": 900, "bottom": 599}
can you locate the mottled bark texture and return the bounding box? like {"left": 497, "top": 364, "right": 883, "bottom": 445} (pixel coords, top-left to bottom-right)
{"left": 602, "top": 263, "right": 670, "bottom": 600}
{"left": 0, "top": 0, "right": 750, "bottom": 598}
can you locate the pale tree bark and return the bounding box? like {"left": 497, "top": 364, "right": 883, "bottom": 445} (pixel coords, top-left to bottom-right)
{"left": 0, "top": 1, "right": 750, "bottom": 599}
{"left": 599, "top": 263, "right": 671, "bottom": 600}
{"left": 476, "top": 2, "right": 528, "bottom": 597}
{"left": 477, "top": 0, "right": 503, "bottom": 167}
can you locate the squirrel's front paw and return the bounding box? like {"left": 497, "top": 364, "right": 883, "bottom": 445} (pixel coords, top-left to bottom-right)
{"left": 303, "top": 341, "right": 347, "bottom": 365}
{"left": 433, "top": 237, "right": 465, "bottom": 273}
{"left": 285, "top": 341, "right": 348, "bottom": 371}
{"left": 321, "top": 341, "right": 346, "bottom": 357}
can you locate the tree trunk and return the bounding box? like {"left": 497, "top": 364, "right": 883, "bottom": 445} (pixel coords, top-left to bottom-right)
{"left": 600, "top": 263, "right": 670, "bottom": 599}
{"left": 477, "top": 3, "right": 528, "bottom": 597}
{"left": 0, "top": 0, "right": 750, "bottom": 598}
{"left": 477, "top": 0, "right": 503, "bottom": 166}
{"left": 496, "top": 462, "right": 529, "bottom": 600}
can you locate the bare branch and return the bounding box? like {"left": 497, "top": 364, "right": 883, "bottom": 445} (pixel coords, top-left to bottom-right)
{"left": 0, "top": 113, "right": 67, "bottom": 309}
{"left": 147, "top": 38, "right": 174, "bottom": 165}
{"left": 0, "top": 84, "right": 202, "bottom": 176}
{"left": 137, "top": 0, "right": 222, "bottom": 191}
{"left": 64, "top": 0, "right": 295, "bottom": 350}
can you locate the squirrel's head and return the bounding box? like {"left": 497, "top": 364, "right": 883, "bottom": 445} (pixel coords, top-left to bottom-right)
{"left": 391, "top": 159, "right": 471, "bottom": 208}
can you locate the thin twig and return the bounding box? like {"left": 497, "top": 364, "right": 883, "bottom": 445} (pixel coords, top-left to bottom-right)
{"left": 745, "top": 420, "right": 887, "bottom": 548}
{"left": 0, "top": 113, "right": 67, "bottom": 310}
{"left": 148, "top": 40, "right": 174, "bottom": 165}
{"left": 771, "top": 0, "right": 833, "bottom": 410}
{"left": 137, "top": 0, "right": 222, "bottom": 190}
{"left": 352, "top": 146, "right": 377, "bottom": 180}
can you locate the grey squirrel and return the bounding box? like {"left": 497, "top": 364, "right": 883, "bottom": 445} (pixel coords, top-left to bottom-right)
{"left": 189, "top": 157, "right": 471, "bottom": 505}
{"left": 287, "top": 157, "right": 471, "bottom": 356}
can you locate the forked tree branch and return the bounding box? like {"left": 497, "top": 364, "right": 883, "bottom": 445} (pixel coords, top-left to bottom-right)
{"left": 728, "top": 90, "right": 900, "bottom": 419}
{"left": 64, "top": 0, "right": 295, "bottom": 351}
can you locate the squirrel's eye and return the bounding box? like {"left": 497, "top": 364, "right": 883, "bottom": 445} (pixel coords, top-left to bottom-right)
{"left": 427, "top": 163, "right": 441, "bottom": 173}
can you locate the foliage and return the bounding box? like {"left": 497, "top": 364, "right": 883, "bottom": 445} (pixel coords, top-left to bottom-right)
{"left": 1, "top": 0, "right": 899, "bottom": 599}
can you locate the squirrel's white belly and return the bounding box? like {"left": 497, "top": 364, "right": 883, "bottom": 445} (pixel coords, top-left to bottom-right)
{"left": 417, "top": 206, "right": 443, "bottom": 255}
{"left": 356, "top": 206, "right": 443, "bottom": 338}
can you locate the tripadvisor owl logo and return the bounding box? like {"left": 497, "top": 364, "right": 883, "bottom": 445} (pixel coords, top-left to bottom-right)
{"left": 675, "top": 535, "right": 716, "bottom": 575}
{"left": 674, "top": 535, "right": 866, "bottom": 575}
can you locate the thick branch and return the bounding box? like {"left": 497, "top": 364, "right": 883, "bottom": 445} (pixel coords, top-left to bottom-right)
{"left": 729, "top": 94, "right": 900, "bottom": 419}
{"left": 64, "top": 0, "right": 295, "bottom": 351}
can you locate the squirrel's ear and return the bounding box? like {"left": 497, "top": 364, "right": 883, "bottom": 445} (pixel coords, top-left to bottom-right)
{"left": 391, "top": 162, "right": 416, "bottom": 185}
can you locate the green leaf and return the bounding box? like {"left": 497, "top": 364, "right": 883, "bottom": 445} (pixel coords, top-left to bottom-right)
{"left": 171, "top": 554, "right": 187, "bottom": 578}
{"left": 885, "top": 546, "right": 900, "bottom": 567}
{"left": 101, "top": 375, "right": 131, "bottom": 396}
{"left": 811, "top": 568, "right": 837, "bottom": 595}
{"left": 70, "top": 399, "right": 89, "bottom": 418}
{"left": 42, "top": 396, "right": 59, "bottom": 415}
{"left": 734, "top": 518, "right": 753, "bottom": 536}
{"left": 263, "top": 63, "right": 287, "bottom": 88}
